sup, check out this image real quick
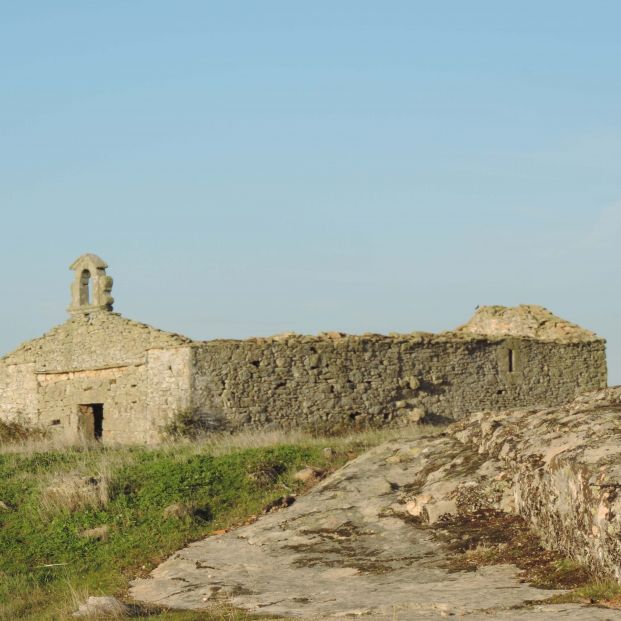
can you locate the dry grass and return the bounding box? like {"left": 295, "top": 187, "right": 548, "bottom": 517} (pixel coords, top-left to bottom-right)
{"left": 0, "top": 422, "right": 443, "bottom": 457}
{"left": 38, "top": 451, "right": 135, "bottom": 515}
{"left": 159, "top": 423, "right": 444, "bottom": 457}
{"left": 41, "top": 470, "right": 110, "bottom": 514}
{"left": 549, "top": 580, "right": 621, "bottom": 608}
{"left": 0, "top": 431, "right": 96, "bottom": 455}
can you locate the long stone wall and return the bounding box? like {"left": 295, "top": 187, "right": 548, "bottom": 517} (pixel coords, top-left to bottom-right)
{"left": 190, "top": 332, "right": 607, "bottom": 431}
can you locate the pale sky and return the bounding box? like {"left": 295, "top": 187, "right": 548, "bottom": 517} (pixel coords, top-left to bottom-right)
{"left": 1, "top": 2, "right": 620, "bottom": 383}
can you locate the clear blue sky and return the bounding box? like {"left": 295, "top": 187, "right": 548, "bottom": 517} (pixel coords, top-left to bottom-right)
{"left": 1, "top": 2, "right": 620, "bottom": 383}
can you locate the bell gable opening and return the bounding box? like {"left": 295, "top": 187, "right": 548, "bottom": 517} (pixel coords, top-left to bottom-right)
{"left": 80, "top": 269, "right": 91, "bottom": 305}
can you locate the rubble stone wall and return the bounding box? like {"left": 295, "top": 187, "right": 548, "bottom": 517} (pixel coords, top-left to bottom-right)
{"left": 190, "top": 333, "right": 607, "bottom": 430}
{"left": 35, "top": 364, "right": 148, "bottom": 443}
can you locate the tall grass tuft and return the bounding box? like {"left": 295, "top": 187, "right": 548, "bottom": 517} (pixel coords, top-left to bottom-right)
{"left": 40, "top": 468, "right": 110, "bottom": 515}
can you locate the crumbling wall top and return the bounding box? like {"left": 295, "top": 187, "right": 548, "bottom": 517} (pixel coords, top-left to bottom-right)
{"left": 454, "top": 304, "right": 603, "bottom": 343}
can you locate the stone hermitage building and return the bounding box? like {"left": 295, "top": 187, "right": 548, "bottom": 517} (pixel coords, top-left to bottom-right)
{"left": 0, "top": 255, "right": 608, "bottom": 444}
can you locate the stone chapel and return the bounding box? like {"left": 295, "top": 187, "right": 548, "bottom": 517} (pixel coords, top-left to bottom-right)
{"left": 0, "top": 255, "right": 608, "bottom": 444}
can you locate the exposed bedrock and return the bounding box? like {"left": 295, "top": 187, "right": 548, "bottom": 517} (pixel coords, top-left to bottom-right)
{"left": 448, "top": 386, "right": 621, "bottom": 580}
{"left": 131, "top": 388, "right": 621, "bottom": 618}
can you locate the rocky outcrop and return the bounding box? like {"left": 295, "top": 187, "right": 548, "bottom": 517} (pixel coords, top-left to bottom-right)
{"left": 131, "top": 388, "right": 621, "bottom": 619}
{"left": 374, "top": 386, "right": 621, "bottom": 582}
{"left": 72, "top": 596, "right": 128, "bottom": 618}
{"left": 451, "top": 387, "right": 621, "bottom": 579}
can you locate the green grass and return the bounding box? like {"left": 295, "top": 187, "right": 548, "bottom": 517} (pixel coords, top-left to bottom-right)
{"left": 549, "top": 579, "right": 621, "bottom": 607}
{"left": 0, "top": 426, "right": 434, "bottom": 620}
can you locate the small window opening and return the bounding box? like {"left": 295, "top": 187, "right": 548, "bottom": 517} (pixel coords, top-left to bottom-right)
{"left": 79, "top": 269, "right": 91, "bottom": 306}
{"left": 51, "top": 419, "right": 61, "bottom": 426}
{"left": 508, "top": 349, "right": 515, "bottom": 373}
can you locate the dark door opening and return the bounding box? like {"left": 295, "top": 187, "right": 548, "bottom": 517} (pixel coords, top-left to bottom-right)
{"left": 78, "top": 403, "right": 104, "bottom": 440}
{"left": 93, "top": 404, "right": 103, "bottom": 439}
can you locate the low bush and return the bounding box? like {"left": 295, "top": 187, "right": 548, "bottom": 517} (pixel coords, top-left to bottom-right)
{"left": 161, "top": 408, "right": 229, "bottom": 440}
{"left": 0, "top": 418, "right": 47, "bottom": 444}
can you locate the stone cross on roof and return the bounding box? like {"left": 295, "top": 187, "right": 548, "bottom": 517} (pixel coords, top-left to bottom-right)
{"left": 68, "top": 254, "right": 114, "bottom": 313}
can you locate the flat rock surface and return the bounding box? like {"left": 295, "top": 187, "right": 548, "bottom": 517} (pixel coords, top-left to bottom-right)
{"left": 130, "top": 436, "right": 621, "bottom": 619}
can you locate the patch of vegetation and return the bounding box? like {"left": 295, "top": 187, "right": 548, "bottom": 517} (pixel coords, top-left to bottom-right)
{"left": 0, "top": 425, "right": 442, "bottom": 620}
{"left": 160, "top": 409, "right": 229, "bottom": 440}
{"left": 433, "top": 509, "right": 592, "bottom": 589}
{"left": 0, "top": 441, "right": 344, "bottom": 620}
{"left": 301, "top": 419, "right": 373, "bottom": 437}
{"left": 548, "top": 580, "right": 621, "bottom": 608}
{"left": 0, "top": 418, "right": 47, "bottom": 443}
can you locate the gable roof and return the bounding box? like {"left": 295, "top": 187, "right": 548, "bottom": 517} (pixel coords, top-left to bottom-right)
{"left": 0, "top": 312, "right": 192, "bottom": 372}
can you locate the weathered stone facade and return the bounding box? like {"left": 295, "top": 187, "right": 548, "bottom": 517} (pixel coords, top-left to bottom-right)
{"left": 0, "top": 255, "right": 608, "bottom": 444}
{"left": 0, "top": 256, "right": 194, "bottom": 444}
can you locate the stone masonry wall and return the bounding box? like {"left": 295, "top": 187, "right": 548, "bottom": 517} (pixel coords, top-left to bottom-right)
{"left": 146, "top": 348, "right": 193, "bottom": 443}
{"left": 0, "top": 312, "right": 192, "bottom": 443}
{"left": 36, "top": 365, "right": 147, "bottom": 443}
{"left": 0, "top": 363, "right": 38, "bottom": 424}
{"left": 191, "top": 332, "right": 607, "bottom": 431}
